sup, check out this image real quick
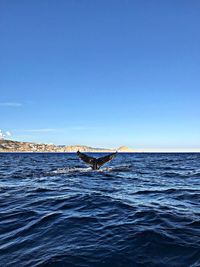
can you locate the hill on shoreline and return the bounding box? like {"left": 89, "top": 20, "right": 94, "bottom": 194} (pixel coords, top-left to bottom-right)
{"left": 0, "top": 139, "right": 136, "bottom": 153}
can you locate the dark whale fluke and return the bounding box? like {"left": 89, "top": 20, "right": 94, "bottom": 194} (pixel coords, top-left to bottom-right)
{"left": 77, "top": 150, "right": 117, "bottom": 170}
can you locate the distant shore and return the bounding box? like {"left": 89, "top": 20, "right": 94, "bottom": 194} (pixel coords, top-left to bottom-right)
{"left": 0, "top": 139, "right": 136, "bottom": 153}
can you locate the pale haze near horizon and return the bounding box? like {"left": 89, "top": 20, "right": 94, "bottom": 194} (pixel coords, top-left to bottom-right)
{"left": 0, "top": 1, "right": 200, "bottom": 152}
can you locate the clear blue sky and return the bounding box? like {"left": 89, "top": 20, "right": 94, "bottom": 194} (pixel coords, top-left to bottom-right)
{"left": 1, "top": 0, "right": 200, "bottom": 151}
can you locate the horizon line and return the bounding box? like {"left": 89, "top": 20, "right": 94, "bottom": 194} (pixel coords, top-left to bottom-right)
{"left": 1, "top": 138, "right": 200, "bottom": 153}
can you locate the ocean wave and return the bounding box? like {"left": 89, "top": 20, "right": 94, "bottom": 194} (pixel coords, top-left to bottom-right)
{"left": 1, "top": 153, "right": 200, "bottom": 267}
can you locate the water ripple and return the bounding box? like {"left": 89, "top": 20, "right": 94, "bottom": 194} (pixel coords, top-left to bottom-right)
{"left": 0, "top": 153, "right": 200, "bottom": 266}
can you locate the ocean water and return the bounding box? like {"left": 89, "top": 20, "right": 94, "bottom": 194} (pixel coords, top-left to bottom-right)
{"left": 0, "top": 153, "right": 200, "bottom": 267}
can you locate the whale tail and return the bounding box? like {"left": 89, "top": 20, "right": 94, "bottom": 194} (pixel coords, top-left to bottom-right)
{"left": 77, "top": 150, "right": 117, "bottom": 170}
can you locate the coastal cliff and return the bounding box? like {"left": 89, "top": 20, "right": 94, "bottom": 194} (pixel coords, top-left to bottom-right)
{"left": 0, "top": 139, "right": 136, "bottom": 153}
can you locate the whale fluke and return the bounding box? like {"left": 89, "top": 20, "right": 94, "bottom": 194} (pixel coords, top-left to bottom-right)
{"left": 77, "top": 150, "right": 117, "bottom": 170}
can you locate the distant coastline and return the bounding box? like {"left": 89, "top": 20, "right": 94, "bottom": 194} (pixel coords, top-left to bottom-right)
{"left": 0, "top": 139, "right": 136, "bottom": 153}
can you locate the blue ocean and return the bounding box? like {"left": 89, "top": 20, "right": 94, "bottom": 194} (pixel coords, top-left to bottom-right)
{"left": 0, "top": 153, "right": 200, "bottom": 267}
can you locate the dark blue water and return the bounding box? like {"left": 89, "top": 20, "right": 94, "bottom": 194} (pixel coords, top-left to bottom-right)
{"left": 0, "top": 153, "right": 200, "bottom": 267}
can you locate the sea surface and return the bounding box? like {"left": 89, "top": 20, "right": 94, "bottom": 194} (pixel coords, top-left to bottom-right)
{"left": 0, "top": 153, "right": 200, "bottom": 267}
